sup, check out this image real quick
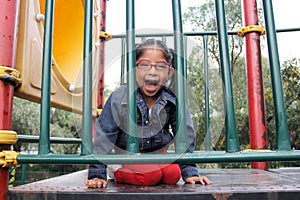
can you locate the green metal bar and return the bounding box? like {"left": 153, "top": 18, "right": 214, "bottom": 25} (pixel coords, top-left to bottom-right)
{"left": 276, "top": 27, "right": 300, "bottom": 33}
{"left": 125, "top": 0, "right": 138, "bottom": 153}
{"left": 17, "top": 151, "right": 300, "bottom": 165}
{"left": 162, "top": 35, "right": 167, "bottom": 43}
{"left": 172, "top": 0, "right": 188, "bottom": 154}
{"left": 120, "top": 38, "right": 126, "bottom": 85}
{"left": 203, "top": 35, "right": 211, "bottom": 151}
{"left": 262, "top": 0, "right": 291, "bottom": 151}
{"left": 38, "top": 0, "right": 54, "bottom": 155}
{"left": 21, "top": 164, "right": 26, "bottom": 185}
{"left": 214, "top": 0, "right": 240, "bottom": 152}
{"left": 112, "top": 28, "right": 300, "bottom": 39}
{"left": 81, "top": 0, "right": 94, "bottom": 156}
{"left": 184, "top": 35, "right": 188, "bottom": 97}
{"left": 17, "top": 135, "right": 81, "bottom": 144}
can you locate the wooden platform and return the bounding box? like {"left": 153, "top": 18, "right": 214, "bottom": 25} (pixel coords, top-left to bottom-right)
{"left": 8, "top": 168, "right": 300, "bottom": 200}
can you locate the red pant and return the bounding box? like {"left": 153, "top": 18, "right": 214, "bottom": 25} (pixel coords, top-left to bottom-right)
{"left": 114, "top": 152, "right": 181, "bottom": 186}
{"left": 114, "top": 163, "right": 181, "bottom": 186}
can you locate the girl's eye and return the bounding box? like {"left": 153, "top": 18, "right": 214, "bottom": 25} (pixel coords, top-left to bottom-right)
{"left": 156, "top": 64, "right": 168, "bottom": 70}
{"left": 140, "top": 63, "right": 151, "bottom": 68}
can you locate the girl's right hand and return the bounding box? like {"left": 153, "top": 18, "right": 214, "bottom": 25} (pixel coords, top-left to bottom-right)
{"left": 85, "top": 178, "right": 108, "bottom": 188}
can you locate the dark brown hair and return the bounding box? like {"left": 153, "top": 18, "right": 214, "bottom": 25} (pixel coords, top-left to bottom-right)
{"left": 136, "top": 39, "right": 173, "bottom": 66}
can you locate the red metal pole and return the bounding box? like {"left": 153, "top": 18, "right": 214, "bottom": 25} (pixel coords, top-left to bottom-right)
{"left": 0, "top": 0, "right": 20, "bottom": 199}
{"left": 98, "top": 0, "right": 107, "bottom": 110}
{"left": 90, "top": 0, "right": 107, "bottom": 142}
{"left": 242, "top": 0, "right": 268, "bottom": 169}
{"left": 91, "top": 0, "right": 107, "bottom": 139}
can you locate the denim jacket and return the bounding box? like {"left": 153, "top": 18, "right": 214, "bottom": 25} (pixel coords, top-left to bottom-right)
{"left": 88, "top": 85, "right": 200, "bottom": 181}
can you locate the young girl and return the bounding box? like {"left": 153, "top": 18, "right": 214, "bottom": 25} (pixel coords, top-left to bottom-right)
{"left": 85, "top": 39, "right": 212, "bottom": 188}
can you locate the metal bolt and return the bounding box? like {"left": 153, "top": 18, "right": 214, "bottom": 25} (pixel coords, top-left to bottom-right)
{"left": 36, "top": 14, "right": 45, "bottom": 22}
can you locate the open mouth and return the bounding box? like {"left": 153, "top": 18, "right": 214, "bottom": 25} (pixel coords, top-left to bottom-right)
{"left": 144, "top": 79, "right": 159, "bottom": 93}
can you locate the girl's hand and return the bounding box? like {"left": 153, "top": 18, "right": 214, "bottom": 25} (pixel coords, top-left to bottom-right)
{"left": 85, "top": 178, "right": 108, "bottom": 188}
{"left": 185, "top": 176, "right": 212, "bottom": 185}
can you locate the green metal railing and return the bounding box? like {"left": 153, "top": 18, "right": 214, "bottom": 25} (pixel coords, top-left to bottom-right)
{"left": 125, "top": 0, "right": 139, "bottom": 154}
{"left": 215, "top": 0, "right": 240, "bottom": 152}
{"left": 263, "top": 0, "right": 290, "bottom": 151}
{"left": 16, "top": 0, "right": 300, "bottom": 165}
{"left": 38, "top": 0, "right": 54, "bottom": 155}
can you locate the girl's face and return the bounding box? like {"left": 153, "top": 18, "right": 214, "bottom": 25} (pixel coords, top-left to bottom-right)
{"left": 136, "top": 47, "right": 174, "bottom": 99}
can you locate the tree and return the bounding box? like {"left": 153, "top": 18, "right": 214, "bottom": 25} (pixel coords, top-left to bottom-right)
{"left": 281, "top": 59, "right": 300, "bottom": 150}
{"left": 183, "top": 0, "right": 244, "bottom": 72}
{"left": 183, "top": 0, "right": 300, "bottom": 154}
{"left": 184, "top": 0, "right": 249, "bottom": 150}
{"left": 11, "top": 97, "right": 84, "bottom": 186}
{"left": 265, "top": 58, "right": 300, "bottom": 150}
{"left": 12, "top": 97, "right": 82, "bottom": 154}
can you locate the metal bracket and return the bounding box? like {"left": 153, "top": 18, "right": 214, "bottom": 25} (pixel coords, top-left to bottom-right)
{"left": 100, "top": 31, "right": 112, "bottom": 41}
{"left": 0, "top": 66, "right": 22, "bottom": 87}
{"left": 0, "top": 130, "right": 18, "bottom": 145}
{"left": 243, "top": 149, "right": 271, "bottom": 152}
{"left": 97, "top": 109, "right": 102, "bottom": 117}
{"left": 237, "top": 25, "right": 266, "bottom": 37}
{"left": 0, "top": 151, "right": 19, "bottom": 168}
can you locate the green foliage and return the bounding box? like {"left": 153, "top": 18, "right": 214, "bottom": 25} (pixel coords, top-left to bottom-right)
{"left": 183, "top": 0, "right": 300, "bottom": 157}
{"left": 49, "top": 107, "right": 82, "bottom": 154}
{"left": 282, "top": 59, "right": 300, "bottom": 150}
{"left": 183, "top": 0, "right": 244, "bottom": 70}
{"left": 11, "top": 97, "right": 83, "bottom": 187}
{"left": 12, "top": 97, "right": 82, "bottom": 154}
{"left": 9, "top": 166, "right": 17, "bottom": 188}
{"left": 187, "top": 47, "right": 225, "bottom": 150}
{"left": 184, "top": 0, "right": 248, "bottom": 151}
{"left": 12, "top": 98, "right": 40, "bottom": 136}
{"left": 12, "top": 98, "right": 41, "bottom": 152}
{"left": 265, "top": 58, "right": 300, "bottom": 150}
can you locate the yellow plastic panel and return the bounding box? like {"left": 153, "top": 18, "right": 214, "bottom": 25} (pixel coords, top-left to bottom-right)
{"left": 15, "top": 0, "right": 100, "bottom": 116}
{"left": 40, "top": 0, "right": 85, "bottom": 84}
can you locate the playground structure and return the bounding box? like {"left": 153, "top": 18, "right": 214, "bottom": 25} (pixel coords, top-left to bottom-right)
{"left": 0, "top": 0, "right": 300, "bottom": 199}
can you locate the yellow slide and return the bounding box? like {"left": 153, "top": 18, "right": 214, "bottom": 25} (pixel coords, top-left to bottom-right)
{"left": 15, "top": 0, "right": 100, "bottom": 116}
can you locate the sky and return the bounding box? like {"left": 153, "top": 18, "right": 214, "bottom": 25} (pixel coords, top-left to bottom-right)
{"left": 105, "top": 0, "right": 300, "bottom": 31}
{"left": 270, "top": 0, "right": 300, "bottom": 60}
{"left": 103, "top": 0, "right": 300, "bottom": 89}
{"left": 105, "top": 0, "right": 204, "bottom": 34}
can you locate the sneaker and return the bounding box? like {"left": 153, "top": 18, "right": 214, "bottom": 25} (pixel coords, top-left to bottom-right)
{"left": 107, "top": 164, "right": 122, "bottom": 180}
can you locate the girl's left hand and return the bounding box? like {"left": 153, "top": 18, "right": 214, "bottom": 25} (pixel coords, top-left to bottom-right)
{"left": 185, "top": 176, "right": 212, "bottom": 185}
